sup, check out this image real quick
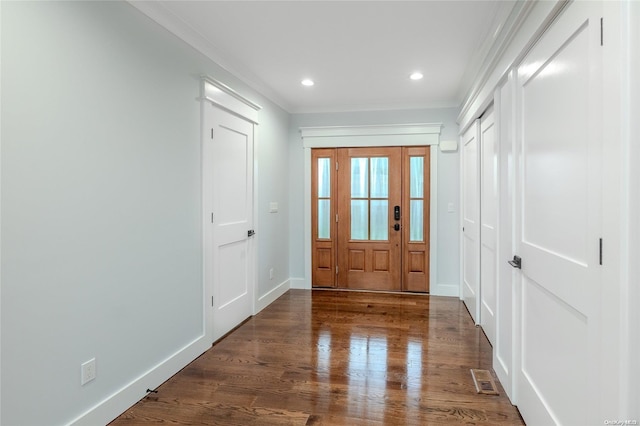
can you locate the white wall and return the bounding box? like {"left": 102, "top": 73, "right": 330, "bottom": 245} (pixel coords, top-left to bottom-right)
{"left": 256, "top": 105, "right": 291, "bottom": 304}
{"left": 0, "top": 2, "right": 289, "bottom": 424}
{"left": 288, "top": 108, "right": 460, "bottom": 294}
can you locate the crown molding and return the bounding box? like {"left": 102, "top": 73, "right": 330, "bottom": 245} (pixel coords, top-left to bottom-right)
{"left": 128, "top": 1, "right": 292, "bottom": 113}
{"left": 457, "top": 0, "right": 536, "bottom": 126}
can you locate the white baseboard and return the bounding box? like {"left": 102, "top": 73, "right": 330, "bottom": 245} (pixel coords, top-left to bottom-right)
{"left": 289, "top": 277, "right": 309, "bottom": 289}
{"left": 68, "top": 335, "right": 210, "bottom": 426}
{"left": 255, "top": 279, "right": 290, "bottom": 314}
{"left": 431, "top": 282, "right": 460, "bottom": 297}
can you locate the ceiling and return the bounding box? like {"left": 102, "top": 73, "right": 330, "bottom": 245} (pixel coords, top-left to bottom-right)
{"left": 132, "top": 1, "right": 518, "bottom": 113}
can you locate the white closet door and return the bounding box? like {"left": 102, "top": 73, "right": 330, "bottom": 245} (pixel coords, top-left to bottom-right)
{"left": 494, "top": 75, "right": 515, "bottom": 401}
{"left": 480, "top": 106, "right": 497, "bottom": 346}
{"left": 461, "top": 121, "right": 480, "bottom": 324}
{"left": 515, "top": 1, "right": 603, "bottom": 423}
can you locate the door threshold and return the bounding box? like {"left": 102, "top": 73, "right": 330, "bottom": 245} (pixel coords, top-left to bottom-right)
{"left": 312, "top": 287, "right": 430, "bottom": 296}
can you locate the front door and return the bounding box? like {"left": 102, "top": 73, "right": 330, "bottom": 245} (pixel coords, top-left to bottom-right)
{"left": 337, "top": 147, "right": 402, "bottom": 291}
{"left": 312, "top": 147, "right": 430, "bottom": 292}
{"left": 514, "top": 1, "right": 602, "bottom": 423}
{"left": 205, "top": 103, "right": 255, "bottom": 343}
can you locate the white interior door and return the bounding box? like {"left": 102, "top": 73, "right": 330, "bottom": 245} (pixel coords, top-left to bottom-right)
{"left": 461, "top": 120, "right": 480, "bottom": 324}
{"left": 205, "top": 103, "right": 255, "bottom": 343}
{"left": 480, "top": 106, "right": 497, "bottom": 346}
{"left": 515, "top": 1, "right": 602, "bottom": 424}
{"left": 494, "top": 75, "right": 515, "bottom": 401}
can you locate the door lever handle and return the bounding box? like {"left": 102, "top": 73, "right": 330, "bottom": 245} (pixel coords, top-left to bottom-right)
{"left": 508, "top": 255, "right": 522, "bottom": 269}
{"left": 247, "top": 229, "right": 255, "bottom": 237}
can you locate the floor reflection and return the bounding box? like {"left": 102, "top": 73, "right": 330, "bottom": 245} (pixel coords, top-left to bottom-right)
{"left": 347, "top": 333, "right": 388, "bottom": 418}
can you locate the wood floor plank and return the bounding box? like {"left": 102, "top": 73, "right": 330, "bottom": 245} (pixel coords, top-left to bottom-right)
{"left": 110, "top": 290, "right": 524, "bottom": 425}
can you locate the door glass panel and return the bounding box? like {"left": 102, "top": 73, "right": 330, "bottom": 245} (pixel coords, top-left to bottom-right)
{"left": 318, "top": 199, "right": 330, "bottom": 239}
{"left": 370, "top": 200, "right": 388, "bottom": 240}
{"left": 370, "top": 157, "right": 389, "bottom": 198}
{"left": 410, "top": 157, "right": 424, "bottom": 198}
{"left": 351, "top": 158, "right": 368, "bottom": 198}
{"left": 410, "top": 200, "right": 424, "bottom": 242}
{"left": 317, "top": 158, "right": 330, "bottom": 198}
{"left": 351, "top": 200, "right": 369, "bottom": 240}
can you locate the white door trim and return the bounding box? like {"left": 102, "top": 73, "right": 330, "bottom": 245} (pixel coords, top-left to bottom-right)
{"left": 201, "top": 77, "right": 260, "bottom": 344}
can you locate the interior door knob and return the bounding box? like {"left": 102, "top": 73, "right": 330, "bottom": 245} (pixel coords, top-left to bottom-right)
{"left": 508, "top": 255, "right": 522, "bottom": 269}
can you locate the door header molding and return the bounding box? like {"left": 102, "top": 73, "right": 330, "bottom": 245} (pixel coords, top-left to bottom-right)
{"left": 300, "top": 123, "right": 442, "bottom": 148}
{"left": 201, "top": 75, "right": 261, "bottom": 124}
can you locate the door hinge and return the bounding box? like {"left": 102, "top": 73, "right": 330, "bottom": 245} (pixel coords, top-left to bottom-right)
{"left": 211, "top": 296, "right": 214, "bottom": 307}
{"left": 600, "top": 17, "right": 603, "bottom": 46}
{"left": 336, "top": 214, "right": 338, "bottom": 223}
{"left": 336, "top": 162, "right": 339, "bottom": 171}
{"left": 599, "top": 238, "right": 603, "bottom": 265}
{"left": 336, "top": 266, "right": 338, "bottom": 275}
{"left": 211, "top": 128, "right": 214, "bottom": 139}
{"left": 211, "top": 213, "right": 214, "bottom": 223}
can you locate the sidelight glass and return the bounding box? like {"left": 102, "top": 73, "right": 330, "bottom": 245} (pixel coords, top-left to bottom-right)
{"left": 318, "top": 200, "right": 330, "bottom": 239}
{"left": 317, "top": 158, "right": 331, "bottom": 198}
{"left": 351, "top": 200, "right": 369, "bottom": 240}
{"left": 410, "top": 157, "right": 424, "bottom": 198}
{"left": 351, "top": 158, "right": 368, "bottom": 198}
{"left": 410, "top": 200, "right": 424, "bottom": 242}
{"left": 370, "top": 200, "right": 389, "bottom": 240}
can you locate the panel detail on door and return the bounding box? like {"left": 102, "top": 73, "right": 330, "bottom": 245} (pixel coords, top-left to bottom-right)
{"left": 408, "top": 251, "right": 425, "bottom": 273}
{"left": 349, "top": 250, "right": 365, "bottom": 271}
{"left": 373, "top": 250, "right": 390, "bottom": 272}
{"left": 218, "top": 240, "right": 248, "bottom": 308}
{"left": 316, "top": 248, "right": 332, "bottom": 270}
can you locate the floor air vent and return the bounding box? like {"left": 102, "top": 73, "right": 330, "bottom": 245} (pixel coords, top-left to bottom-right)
{"left": 470, "top": 369, "right": 499, "bottom": 395}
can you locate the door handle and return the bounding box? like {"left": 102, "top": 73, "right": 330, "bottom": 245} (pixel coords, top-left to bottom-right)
{"left": 247, "top": 229, "right": 255, "bottom": 237}
{"left": 508, "top": 255, "right": 522, "bottom": 269}
{"left": 394, "top": 206, "right": 401, "bottom": 221}
{"left": 394, "top": 223, "right": 400, "bottom": 231}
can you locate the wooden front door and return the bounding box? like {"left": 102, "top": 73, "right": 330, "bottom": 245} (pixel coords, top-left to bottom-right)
{"left": 337, "top": 147, "right": 402, "bottom": 291}
{"left": 312, "top": 147, "right": 430, "bottom": 292}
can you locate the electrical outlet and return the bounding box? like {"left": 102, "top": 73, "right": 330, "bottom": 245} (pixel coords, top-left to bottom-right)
{"left": 81, "top": 358, "right": 96, "bottom": 385}
{"left": 269, "top": 268, "right": 274, "bottom": 280}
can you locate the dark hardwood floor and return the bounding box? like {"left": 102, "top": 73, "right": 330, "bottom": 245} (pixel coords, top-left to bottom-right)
{"left": 111, "top": 289, "right": 524, "bottom": 425}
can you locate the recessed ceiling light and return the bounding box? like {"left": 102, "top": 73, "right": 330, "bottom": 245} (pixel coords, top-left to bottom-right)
{"left": 409, "top": 72, "right": 424, "bottom": 81}
{"left": 301, "top": 79, "right": 315, "bottom": 87}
